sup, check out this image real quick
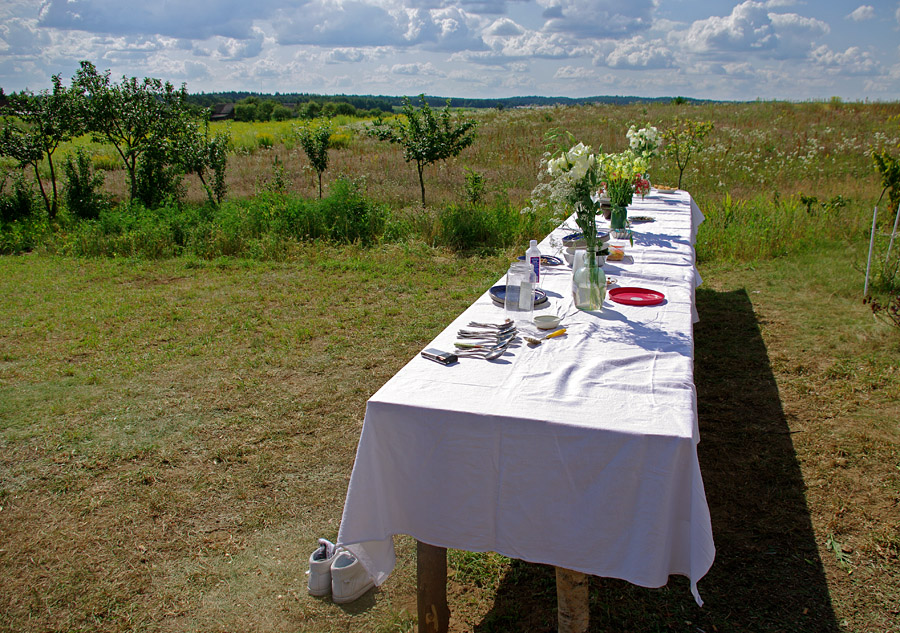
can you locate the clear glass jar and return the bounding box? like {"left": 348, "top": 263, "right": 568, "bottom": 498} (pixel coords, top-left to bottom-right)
{"left": 505, "top": 261, "right": 536, "bottom": 324}
{"left": 572, "top": 248, "right": 606, "bottom": 311}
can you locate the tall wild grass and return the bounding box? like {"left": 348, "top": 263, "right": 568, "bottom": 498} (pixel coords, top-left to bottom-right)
{"left": 4, "top": 100, "right": 900, "bottom": 264}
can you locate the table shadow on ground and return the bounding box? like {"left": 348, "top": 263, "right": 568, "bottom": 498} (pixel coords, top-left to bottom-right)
{"left": 469, "top": 287, "right": 839, "bottom": 633}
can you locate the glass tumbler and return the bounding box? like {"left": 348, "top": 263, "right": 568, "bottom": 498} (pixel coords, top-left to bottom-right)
{"left": 505, "top": 261, "right": 536, "bottom": 324}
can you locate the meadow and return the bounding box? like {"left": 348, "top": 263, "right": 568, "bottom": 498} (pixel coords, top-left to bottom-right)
{"left": 1, "top": 101, "right": 899, "bottom": 632}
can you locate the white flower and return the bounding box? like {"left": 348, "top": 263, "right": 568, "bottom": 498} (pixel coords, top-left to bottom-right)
{"left": 626, "top": 125, "right": 661, "bottom": 158}
{"left": 547, "top": 155, "right": 567, "bottom": 177}
{"left": 566, "top": 142, "right": 590, "bottom": 164}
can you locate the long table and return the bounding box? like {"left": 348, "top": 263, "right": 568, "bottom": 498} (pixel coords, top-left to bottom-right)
{"left": 337, "top": 190, "right": 715, "bottom": 624}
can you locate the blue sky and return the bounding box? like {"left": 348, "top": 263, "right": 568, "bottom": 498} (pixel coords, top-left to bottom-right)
{"left": 1, "top": 0, "right": 899, "bottom": 100}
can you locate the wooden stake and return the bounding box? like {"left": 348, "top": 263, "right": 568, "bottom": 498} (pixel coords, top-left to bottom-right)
{"left": 865, "top": 206, "right": 879, "bottom": 297}
{"left": 556, "top": 567, "right": 590, "bottom": 633}
{"left": 417, "top": 541, "right": 450, "bottom": 633}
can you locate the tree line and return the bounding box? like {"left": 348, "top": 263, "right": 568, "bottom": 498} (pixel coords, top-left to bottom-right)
{"left": 0, "top": 61, "right": 481, "bottom": 224}
{"left": 0, "top": 61, "right": 229, "bottom": 220}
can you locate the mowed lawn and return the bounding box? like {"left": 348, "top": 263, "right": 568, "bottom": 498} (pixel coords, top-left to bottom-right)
{"left": 1, "top": 241, "right": 898, "bottom": 632}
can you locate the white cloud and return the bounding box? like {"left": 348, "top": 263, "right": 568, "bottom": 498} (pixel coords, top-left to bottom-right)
{"left": 406, "top": 6, "right": 488, "bottom": 51}
{"left": 216, "top": 28, "right": 266, "bottom": 60}
{"left": 391, "top": 61, "right": 445, "bottom": 75}
{"left": 681, "top": 1, "right": 828, "bottom": 59}
{"left": 536, "top": 0, "right": 654, "bottom": 39}
{"left": 484, "top": 17, "right": 525, "bottom": 37}
{"left": 605, "top": 37, "right": 675, "bottom": 70}
{"left": 37, "top": 0, "right": 285, "bottom": 40}
{"left": 553, "top": 65, "right": 595, "bottom": 80}
{"left": 0, "top": 18, "right": 51, "bottom": 56}
{"left": 847, "top": 6, "right": 875, "bottom": 22}
{"left": 274, "top": 1, "right": 407, "bottom": 47}
{"left": 810, "top": 45, "right": 879, "bottom": 75}
{"left": 459, "top": 26, "right": 578, "bottom": 64}
{"left": 325, "top": 48, "right": 385, "bottom": 63}
{"left": 402, "top": 0, "right": 518, "bottom": 15}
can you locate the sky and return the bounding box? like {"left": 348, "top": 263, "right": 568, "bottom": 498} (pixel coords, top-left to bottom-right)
{"left": 1, "top": 0, "right": 899, "bottom": 101}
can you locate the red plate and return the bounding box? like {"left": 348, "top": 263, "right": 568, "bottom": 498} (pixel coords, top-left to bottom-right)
{"left": 608, "top": 286, "right": 665, "bottom": 306}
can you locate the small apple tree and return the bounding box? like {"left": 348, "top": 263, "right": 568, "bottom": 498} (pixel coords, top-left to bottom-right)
{"left": 368, "top": 95, "right": 477, "bottom": 206}
{"left": 662, "top": 118, "right": 714, "bottom": 190}
{"left": 73, "top": 61, "right": 193, "bottom": 204}
{"left": 295, "top": 121, "right": 332, "bottom": 199}
{"left": 0, "top": 74, "right": 83, "bottom": 219}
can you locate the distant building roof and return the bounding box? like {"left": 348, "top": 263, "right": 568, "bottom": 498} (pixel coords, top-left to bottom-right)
{"left": 210, "top": 103, "right": 235, "bottom": 120}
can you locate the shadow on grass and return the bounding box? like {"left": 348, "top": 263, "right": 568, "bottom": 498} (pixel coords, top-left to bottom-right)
{"left": 471, "top": 287, "right": 839, "bottom": 633}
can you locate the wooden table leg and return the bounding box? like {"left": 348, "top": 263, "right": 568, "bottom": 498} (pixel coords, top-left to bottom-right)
{"left": 556, "top": 567, "right": 589, "bottom": 633}
{"left": 417, "top": 541, "right": 450, "bottom": 633}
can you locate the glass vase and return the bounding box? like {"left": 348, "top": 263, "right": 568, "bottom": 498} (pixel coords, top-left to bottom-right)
{"left": 572, "top": 248, "right": 606, "bottom": 311}
{"left": 610, "top": 205, "right": 628, "bottom": 230}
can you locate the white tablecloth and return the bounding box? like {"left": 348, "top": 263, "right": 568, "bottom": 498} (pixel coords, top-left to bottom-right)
{"left": 337, "top": 190, "right": 715, "bottom": 605}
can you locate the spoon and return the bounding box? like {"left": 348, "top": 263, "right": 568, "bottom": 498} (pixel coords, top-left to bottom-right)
{"left": 523, "top": 328, "right": 566, "bottom": 346}
{"left": 456, "top": 346, "right": 508, "bottom": 360}
{"left": 457, "top": 328, "right": 517, "bottom": 340}
{"left": 467, "top": 320, "right": 515, "bottom": 331}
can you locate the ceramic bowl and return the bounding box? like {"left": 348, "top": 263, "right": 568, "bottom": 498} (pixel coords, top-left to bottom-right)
{"left": 534, "top": 314, "right": 562, "bottom": 330}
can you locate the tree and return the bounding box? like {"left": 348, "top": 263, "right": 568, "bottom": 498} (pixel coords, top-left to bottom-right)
{"left": 257, "top": 100, "right": 277, "bottom": 122}
{"left": 302, "top": 101, "right": 322, "bottom": 119}
{"left": 368, "top": 94, "right": 477, "bottom": 206}
{"left": 271, "top": 104, "right": 293, "bottom": 121}
{"left": 234, "top": 102, "right": 257, "bottom": 122}
{"left": 295, "top": 120, "right": 332, "bottom": 199}
{"left": 73, "top": 61, "right": 192, "bottom": 202}
{"left": 175, "top": 116, "right": 231, "bottom": 206}
{"left": 871, "top": 148, "right": 900, "bottom": 216}
{"left": 662, "top": 118, "right": 713, "bottom": 190}
{"left": 0, "top": 75, "right": 83, "bottom": 219}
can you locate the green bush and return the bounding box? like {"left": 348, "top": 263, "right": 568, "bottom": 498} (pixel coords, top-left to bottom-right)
{"left": 256, "top": 133, "right": 275, "bottom": 150}
{"left": 0, "top": 173, "right": 37, "bottom": 223}
{"left": 317, "top": 177, "right": 387, "bottom": 245}
{"left": 436, "top": 201, "right": 522, "bottom": 250}
{"left": 329, "top": 131, "right": 353, "bottom": 150}
{"left": 66, "top": 204, "right": 179, "bottom": 258}
{"left": 0, "top": 214, "right": 49, "bottom": 254}
{"left": 64, "top": 149, "right": 109, "bottom": 220}
{"left": 135, "top": 143, "right": 183, "bottom": 209}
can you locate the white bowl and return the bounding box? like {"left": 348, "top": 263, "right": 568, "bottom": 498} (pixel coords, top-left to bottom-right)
{"left": 534, "top": 314, "right": 562, "bottom": 330}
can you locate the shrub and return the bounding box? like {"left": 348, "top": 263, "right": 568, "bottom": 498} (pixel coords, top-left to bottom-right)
{"left": 64, "top": 149, "right": 109, "bottom": 220}
{"left": 0, "top": 215, "right": 48, "bottom": 253}
{"left": 463, "top": 168, "right": 486, "bottom": 205}
{"left": 271, "top": 104, "right": 293, "bottom": 122}
{"left": 256, "top": 133, "right": 275, "bottom": 150}
{"left": 317, "top": 176, "right": 387, "bottom": 244}
{"left": 0, "top": 172, "right": 37, "bottom": 223}
{"left": 329, "top": 131, "right": 353, "bottom": 149}
{"left": 437, "top": 201, "right": 520, "bottom": 250}
{"left": 67, "top": 203, "right": 179, "bottom": 258}
{"left": 134, "top": 143, "right": 183, "bottom": 209}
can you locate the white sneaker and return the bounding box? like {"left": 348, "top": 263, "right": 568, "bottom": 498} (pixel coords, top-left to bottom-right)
{"left": 307, "top": 538, "right": 337, "bottom": 596}
{"left": 330, "top": 550, "right": 375, "bottom": 604}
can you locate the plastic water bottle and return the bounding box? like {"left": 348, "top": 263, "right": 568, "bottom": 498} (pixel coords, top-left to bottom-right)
{"left": 526, "top": 239, "right": 541, "bottom": 289}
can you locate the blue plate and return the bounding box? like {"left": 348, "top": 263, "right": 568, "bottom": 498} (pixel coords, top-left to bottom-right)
{"left": 489, "top": 285, "right": 548, "bottom": 306}
{"left": 562, "top": 231, "right": 610, "bottom": 246}
{"left": 517, "top": 254, "right": 563, "bottom": 266}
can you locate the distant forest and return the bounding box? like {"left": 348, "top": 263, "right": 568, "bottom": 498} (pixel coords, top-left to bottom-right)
{"left": 187, "top": 92, "right": 706, "bottom": 112}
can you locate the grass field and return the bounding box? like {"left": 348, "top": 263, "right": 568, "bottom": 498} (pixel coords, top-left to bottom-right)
{"left": 1, "top": 101, "right": 899, "bottom": 632}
